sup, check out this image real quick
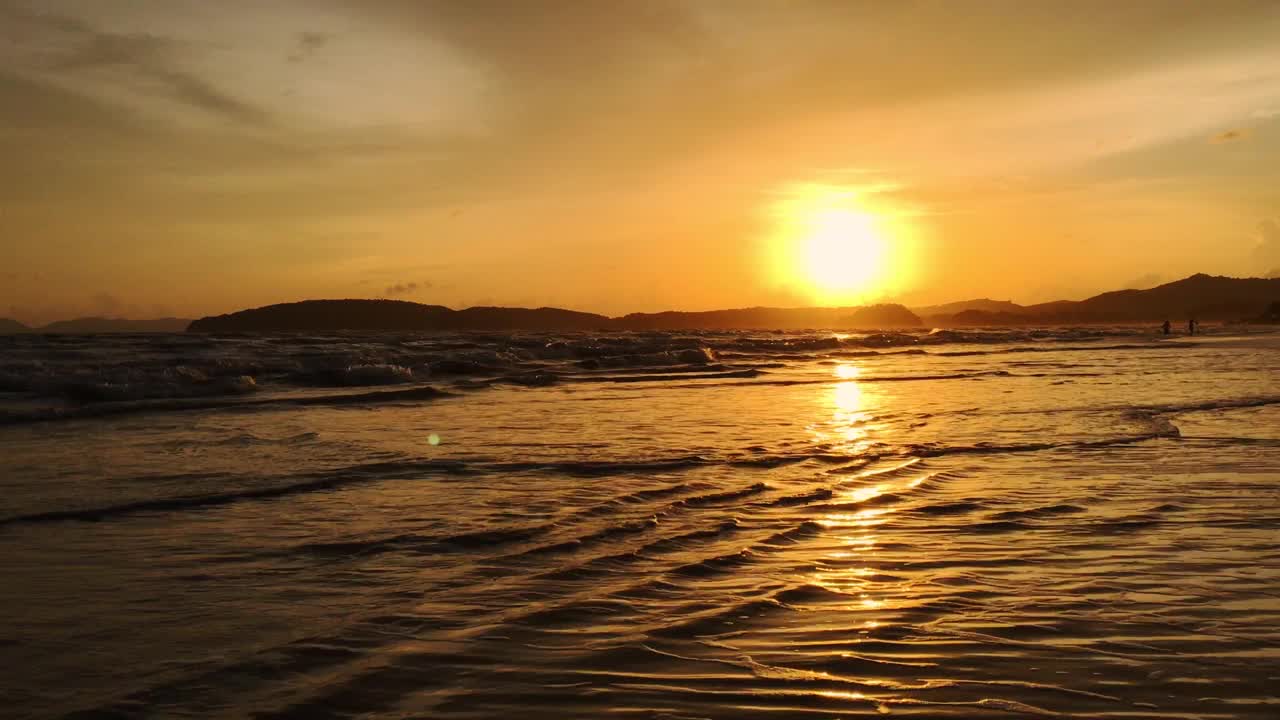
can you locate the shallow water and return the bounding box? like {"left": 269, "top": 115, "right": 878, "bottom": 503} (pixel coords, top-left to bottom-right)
{"left": 1, "top": 328, "right": 1278, "bottom": 718}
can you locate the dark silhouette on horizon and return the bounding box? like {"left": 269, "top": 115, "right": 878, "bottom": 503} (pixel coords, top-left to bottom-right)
{"left": 181, "top": 274, "right": 1280, "bottom": 333}
{"left": 183, "top": 301, "right": 926, "bottom": 333}
{"left": 916, "top": 274, "right": 1280, "bottom": 327}
{"left": 4, "top": 274, "right": 1279, "bottom": 334}
{"left": 0, "top": 317, "right": 191, "bottom": 334}
{"left": 1258, "top": 301, "right": 1280, "bottom": 323}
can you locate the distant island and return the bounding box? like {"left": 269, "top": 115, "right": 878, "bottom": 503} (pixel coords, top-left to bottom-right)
{"left": 185, "top": 301, "right": 923, "bottom": 333}
{"left": 183, "top": 274, "right": 1280, "bottom": 333}
{"left": 914, "top": 274, "right": 1280, "bottom": 326}
{"left": 0, "top": 317, "right": 192, "bottom": 334}
{"left": 3, "top": 275, "right": 1277, "bottom": 334}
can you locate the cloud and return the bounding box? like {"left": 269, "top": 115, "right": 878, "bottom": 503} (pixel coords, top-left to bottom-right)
{"left": 288, "top": 31, "right": 330, "bottom": 63}
{"left": 2, "top": 7, "right": 271, "bottom": 125}
{"left": 1210, "top": 128, "right": 1250, "bottom": 143}
{"left": 384, "top": 280, "right": 433, "bottom": 297}
{"left": 1124, "top": 273, "right": 1167, "bottom": 289}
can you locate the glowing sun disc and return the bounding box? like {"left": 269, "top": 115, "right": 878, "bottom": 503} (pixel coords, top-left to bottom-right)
{"left": 802, "top": 208, "right": 888, "bottom": 294}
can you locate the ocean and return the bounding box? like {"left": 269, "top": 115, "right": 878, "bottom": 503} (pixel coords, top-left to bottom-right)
{"left": 1, "top": 328, "right": 1278, "bottom": 719}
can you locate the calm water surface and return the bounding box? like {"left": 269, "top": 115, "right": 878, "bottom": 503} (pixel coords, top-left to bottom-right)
{"left": 1, "top": 329, "right": 1278, "bottom": 718}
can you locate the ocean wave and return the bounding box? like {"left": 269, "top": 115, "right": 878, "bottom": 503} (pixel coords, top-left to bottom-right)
{"left": 0, "top": 384, "right": 452, "bottom": 425}
{"left": 899, "top": 431, "right": 1177, "bottom": 459}
{"left": 514, "top": 518, "right": 661, "bottom": 558}
{"left": 908, "top": 500, "right": 985, "bottom": 517}
{"left": 0, "top": 453, "right": 839, "bottom": 525}
{"left": 636, "top": 520, "right": 741, "bottom": 556}
{"left": 990, "top": 503, "right": 1086, "bottom": 520}
{"left": 671, "top": 369, "right": 1015, "bottom": 389}
{"left": 768, "top": 487, "right": 835, "bottom": 507}
{"left": 584, "top": 368, "right": 762, "bottom": 384}
{"left": 934, "top": 342, "right": 1189, "bottom": 357}
{"left": 667, "top": 548, "right": 759, "bottom": 579}
{"left": 676, "top": 482, "right": 770, "bottom": 507}
{"left": 757, "top": 520, "right": 825, "bottom": 546}
{"left": 0, "top": 329, "right": 1209, "bottom": 416}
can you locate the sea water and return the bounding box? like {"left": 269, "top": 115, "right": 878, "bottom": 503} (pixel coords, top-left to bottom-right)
{"left": 1, "top": 328, "right": 1277, "bottom": 718}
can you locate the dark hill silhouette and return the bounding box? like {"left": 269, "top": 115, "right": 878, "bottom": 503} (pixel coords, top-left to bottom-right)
{"left": 912, "top": 298, "right": 1026, "bottom": 318}
{"left": 0, "top": 317, "right": 191, "bottom": 334}
{"left": 847, "top": 304, "right": 922, "bottom": 328}
{"left": 454, "top": 306, "right": 613, "bottom": 331}
{"left": 38, "top": 317, "right": 192, "bottom": 333}
{"left": 610, "top": 304, "right": 919, "bottom": 331}
{"left": 1255, "top": 301, "right": 1280, "bottom": 323}
{"left": 191, "top": 301, "right": 922, "bottom": 332}
{"left": 923, "top": 275, "right": 1280, "bottom": 326}
{"left": 933, "top": 309, "right": 1034, "bottom": 327}
{"left": 183, "top": 274, "right": 1280, "bottom": 332}
{"left": 189, "top": 300, "right": 455, "bottom": 332}
{"left": 1021, "top": 274, "right": 1280, "bottom": 323}
{"left": 0, "top": 318, "right": 30, "bottom": 334}
{"left": 188, "top": 300, "right": 611, "bottom": 333}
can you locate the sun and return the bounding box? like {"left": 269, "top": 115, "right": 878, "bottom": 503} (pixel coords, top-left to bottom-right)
{"left": 762, "top": 183, "right": 912, "bottom": 305}
{"left": 801, "top": 208, "right": 888, "bottom": 297}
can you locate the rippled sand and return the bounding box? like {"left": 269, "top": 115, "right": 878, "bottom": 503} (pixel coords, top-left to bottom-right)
{"left": 1, "top": 329, "right": 1277, "bottom": 718}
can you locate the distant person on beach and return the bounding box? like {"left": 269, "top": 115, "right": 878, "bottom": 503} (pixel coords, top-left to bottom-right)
{"left": 1162, "top": 320, "right": 1171, "bottom": 335}
{"left": 1188, "top": 319, "right": 1196, "bottom": 336}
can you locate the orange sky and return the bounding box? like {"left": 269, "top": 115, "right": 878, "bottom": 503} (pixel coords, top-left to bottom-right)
{"left": 2, "top": 1, "right": 1279, "bottom": 324}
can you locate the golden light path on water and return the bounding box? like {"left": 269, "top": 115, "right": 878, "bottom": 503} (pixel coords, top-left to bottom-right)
{"left": 807, "top": 362, "right": 940, "bottom": 639}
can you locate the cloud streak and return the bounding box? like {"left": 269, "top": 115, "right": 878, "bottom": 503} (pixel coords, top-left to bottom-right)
{"left": 0, "top": 6, "right": 271, "bottom": 126}
{"left": 384, "top": 281, "right": 433, "bottom": 297}
{"left": 1211, "top": 128, "right": 1250, "bottom": 143}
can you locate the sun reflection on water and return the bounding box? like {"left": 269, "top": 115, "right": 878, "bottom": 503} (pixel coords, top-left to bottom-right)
{"left": 814, "top": 363, "right": 882, "bottom": 455}
{"left": 808, "top": 369, "right": 916, "bottom": 631}
{"left": 833, "top": 364, "right": 861, "bottom": 380}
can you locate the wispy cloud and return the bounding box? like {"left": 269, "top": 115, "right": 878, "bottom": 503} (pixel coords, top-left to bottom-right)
{"left": 384, "top": 281, "right": 433, "bottom": 297}
{"left": 0, "top": 7, "right": 271, "bottom": 126}
{"left": 1124, "top": 273, "right": 1167, "bottom": 289}
{"left": 1210, "top": 128, "right": 1250, "bottom": 143}
{"left": 288, "top": 31, "right": 330, "bottom": 63}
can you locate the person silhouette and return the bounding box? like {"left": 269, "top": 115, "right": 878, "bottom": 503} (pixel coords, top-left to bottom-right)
{"left": 1162, "top": 320, "right": 1171, "bottom": 336}
{"left": 1188, "top": 318, "right": 1196, "bottom": 336}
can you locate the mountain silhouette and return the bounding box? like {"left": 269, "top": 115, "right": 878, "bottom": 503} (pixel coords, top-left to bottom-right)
{"left": 921, "top": 274, "right": 1280, "bottom": 326}
{"left": 610, "top": 304, "right": 920, "bottom": 331}
{"left": 0, "top": 318, "right": 29, "bottom": 334}
{"left": 1021, "top": 274, "right": 1279, "bottom": 322}
{"left": 186, "top": 275, "right": 1279, "bottom": 332}
{"left": 0, "top": 317, "right": 191, "bottom": 334}
{"left": 9, "top": 274, "right": 1277, "bottom": 335}
{"left": 186, "top": 275, "right": 1277, "bottom": 332}
{"left": 189, "top": 300, "right": 924, "bottom": 332}
{"left": 187, "top": 300, "right": 611, "bottom": 332}
{"left": 911, "top": 299, "right": 1024, "bottom": 318}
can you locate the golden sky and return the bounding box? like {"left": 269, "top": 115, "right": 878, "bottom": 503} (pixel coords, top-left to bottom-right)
{"left": 2, "top": 0, "right": 1279, "bottom": 323}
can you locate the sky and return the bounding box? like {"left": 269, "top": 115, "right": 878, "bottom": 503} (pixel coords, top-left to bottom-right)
{"left": 2, "top": 0, "right": 1279, "bottom": 324}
